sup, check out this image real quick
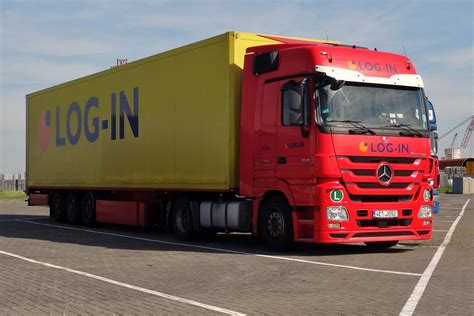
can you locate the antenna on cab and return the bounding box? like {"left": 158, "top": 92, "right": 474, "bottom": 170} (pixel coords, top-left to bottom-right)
{"left": 402, "top": 45, "right": 412, "bottom": 70}
{"left": 402, "top": 45, "right": 408, "bottom": 57}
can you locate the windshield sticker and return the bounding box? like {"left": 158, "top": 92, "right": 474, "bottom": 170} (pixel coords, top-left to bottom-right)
{"left": 330, "top": 189, "right": 344, "bottom": 202}
{"left": 397, "top": 113, "right": 404, "bottom": 118}
{"left": 359, "top": 141, "right": 409, "bottom": 153}
{"left": 390, "top": 113, "right": 396, "bottom": 118}
{"left": 415, "top": 109, "right": 420, "bottom": 119}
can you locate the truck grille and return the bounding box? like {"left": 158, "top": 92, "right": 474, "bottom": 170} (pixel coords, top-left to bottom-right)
{"left": 337, "top": 155, "right": 427, "bottom": 202}
{"left": 347, "top": 156, "right": 416, "bottom": 164}
{"left": 349, "top": 194, "right": 411, "bottom": 203}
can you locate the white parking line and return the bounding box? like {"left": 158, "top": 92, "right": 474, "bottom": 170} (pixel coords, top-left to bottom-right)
{"left": 0, "top": 250, "right": 245, "bottom": 316}
{"left": 17, "top": 220, "right": 421, "bottom": 277}
{"left": 400, "top": 199, "right": 471, "bottom": 316}
{"left": 254, "top": 254, "right": 421, "bottom": 276}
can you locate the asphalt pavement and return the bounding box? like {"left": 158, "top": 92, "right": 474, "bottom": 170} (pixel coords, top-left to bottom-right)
{"left": 0, "top": 193, "right": 472, "bottom": 315}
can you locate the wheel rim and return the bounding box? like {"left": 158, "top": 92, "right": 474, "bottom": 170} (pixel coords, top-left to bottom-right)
{"left": 267, "top": 209, "right": 284, "bottom": 238}
{"left": 67, "top": 200, "right": 75, "bottom": 219}
{"left": 84, "top": 199, "right": 92, "bottom": 219}
{"left": 176, "top": 207, "right": 190, "bottom": 232}
{"left": 53, "top": 197, "right": 61, "bottom": 217}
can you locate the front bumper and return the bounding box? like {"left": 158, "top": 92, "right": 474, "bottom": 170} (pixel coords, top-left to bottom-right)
{"left": 293, "top": 182, "right": 434, "bottom": 243}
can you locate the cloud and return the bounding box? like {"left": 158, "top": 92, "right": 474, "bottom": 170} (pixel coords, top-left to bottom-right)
{"left": 423, "top": 46, "right": 474, "bottom": 67}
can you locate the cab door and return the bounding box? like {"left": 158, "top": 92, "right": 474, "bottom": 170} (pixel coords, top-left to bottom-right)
{"left": 276, "top": 78, "right": 314, "bottom": 182}
{"left": 254, "top": 81, "right": 279, "bottom": 180}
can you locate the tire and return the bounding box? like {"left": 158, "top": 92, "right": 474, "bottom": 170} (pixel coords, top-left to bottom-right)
{"left": 66, "top": 192, "right": 82, "bottom": 225}
{"left": 171, "top": 196, "right": 195, "bottom": 240}
{"left": 50, "top": 192, "right": 66, "bottom": 223}
{"left": 259, "top": 196, "right": 294, "bottom": 251}
{"left": 364, "top": 241, "right": 398, "bottom": 249}
{"left": 81, "top": 191, "right": 96, "bottom": 227}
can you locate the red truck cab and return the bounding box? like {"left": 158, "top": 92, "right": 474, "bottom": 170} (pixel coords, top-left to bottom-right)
{"left": 240, "top": 36, "right": 434, "bottom": 249}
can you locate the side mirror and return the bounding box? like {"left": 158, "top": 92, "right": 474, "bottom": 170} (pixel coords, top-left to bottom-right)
{"left": 427, "top": 100, "right": 437, "bottom": 131}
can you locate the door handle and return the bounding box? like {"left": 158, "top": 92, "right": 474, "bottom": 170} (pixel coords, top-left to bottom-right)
{"left": 277, "top": 156, "right": 287, "bottom": 164}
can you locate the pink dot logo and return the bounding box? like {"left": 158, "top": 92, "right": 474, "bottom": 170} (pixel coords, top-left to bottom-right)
{"left": 37, "top": 110, "right": 52, "bottom": 151}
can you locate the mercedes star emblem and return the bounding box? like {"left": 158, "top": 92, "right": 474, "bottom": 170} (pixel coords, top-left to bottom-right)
{"left": 376, "top": 163, "right": 393, "bottom": 185}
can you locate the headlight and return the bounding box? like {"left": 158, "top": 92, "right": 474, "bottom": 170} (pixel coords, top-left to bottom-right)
{"left": 418, "top": 205, "right": 433, "bottom": 218}
{"left": 326, "top": 206, "right": 349, "bottom": 221}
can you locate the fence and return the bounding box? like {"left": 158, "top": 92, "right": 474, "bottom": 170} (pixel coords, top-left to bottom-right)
{"left": 0, "top": 179, "right": 26, "bottom": 192}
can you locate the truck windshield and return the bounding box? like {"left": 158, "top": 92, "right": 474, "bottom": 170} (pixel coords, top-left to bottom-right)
{"left": 316, "top": 82, "right": 428, "bottom": 131}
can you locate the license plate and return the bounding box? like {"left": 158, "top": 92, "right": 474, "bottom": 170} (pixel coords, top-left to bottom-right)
{"left": 373, "top": 210, "right": 398, "bottom": 218}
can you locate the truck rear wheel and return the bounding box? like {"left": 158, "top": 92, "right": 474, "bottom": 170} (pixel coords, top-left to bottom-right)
{"left": 259, "top": 196, "right": 293, "bottom": 251}
{"left": 66, "top": 193, "right": 82, "bottom": 225}
{"left": 364, "top": 241, "right": 398, "bottom": 249}
{"left": 81, "top": 192, "right": 96, "bottom": 227}
{"left": 172, "top": 196, "right": 195, "bottom": 240}
{"left": 50, "top": 192, "right": 66, "bottom": 223}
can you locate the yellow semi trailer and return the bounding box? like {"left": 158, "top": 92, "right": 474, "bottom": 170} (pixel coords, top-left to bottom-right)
{"left": 28, "top": 32, "right": 281, "bottom": 191}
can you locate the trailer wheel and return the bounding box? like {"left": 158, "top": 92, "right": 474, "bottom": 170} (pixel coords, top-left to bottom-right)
{"left": 50, "top": 192, "right": 66, "bottom": 223}
{"left": 259, "top": 196, "right": 293, "bottom": 251}
{"left": 172, "top": 196, "right": 195, "bottom": 240}
{"left": 66, "top": 193, "right": 82, "bottom": 225}
{"left": 364, "top": 241, "right": 398, "bottom": 249}
{"left": 81, "top": 192, "right": 96, "bottom": 227}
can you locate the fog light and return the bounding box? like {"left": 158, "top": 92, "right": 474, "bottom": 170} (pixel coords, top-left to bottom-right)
{"left": 418, "top": 205, "right": 433, "bottom": 218}
{"left": 326, "top": 206, "right": 349, "bottom": 221}
{"left": 423, "top": 220, "right": 431, "bottom": 226}
{"left": 328, "top": 223, "right": 341, "bottom": 228}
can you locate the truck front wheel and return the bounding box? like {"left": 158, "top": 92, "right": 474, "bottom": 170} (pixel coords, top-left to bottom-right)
{"left": 81, "top": 192, "right": 96, "bottom": 227}
{"left": 172, "top": 196, "right": 195, "bottom": 241}
{"left": 259, "top": 196, "right": 293, "bottom": 251}
{"left": 50, "top": 192, "right": 66, "bottom": 223}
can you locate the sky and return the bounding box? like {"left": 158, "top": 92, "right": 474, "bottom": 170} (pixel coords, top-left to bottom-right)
{"left": 1, "top": 0, "right": 473, "bottom": 173}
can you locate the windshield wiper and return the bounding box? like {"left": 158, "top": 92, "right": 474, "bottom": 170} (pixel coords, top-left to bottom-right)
{"left": 384, "top": 123, "right": 423, "bottom": 137}
{"left": 330, "top": 120, "right": 376, "bottom": 135}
